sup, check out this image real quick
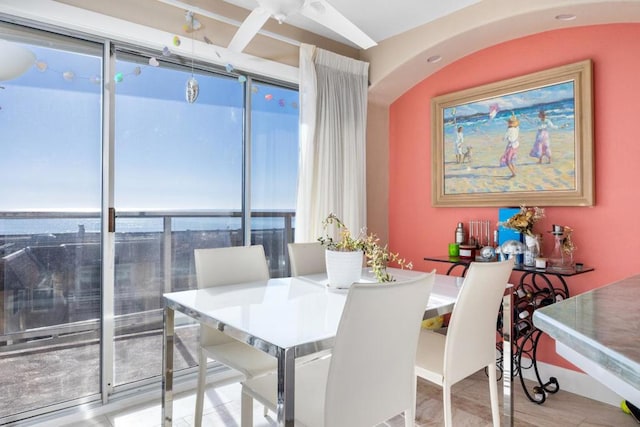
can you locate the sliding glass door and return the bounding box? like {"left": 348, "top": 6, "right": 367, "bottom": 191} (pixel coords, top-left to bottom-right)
{"left": 0, "top": 20, "right": 299, "bottom": 424}
{"left": 0, "top": 25, "right": 103, "bottom": 422}
{"left": 249, "top": 81, "right": 299, "bottom": 276}
{"left": 112, "top": 53, "right": 245, "bottom": 387}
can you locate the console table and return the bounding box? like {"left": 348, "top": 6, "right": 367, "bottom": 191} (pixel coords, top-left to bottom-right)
{"left": 424, "top": 255, "right": 594, "bottom": 404}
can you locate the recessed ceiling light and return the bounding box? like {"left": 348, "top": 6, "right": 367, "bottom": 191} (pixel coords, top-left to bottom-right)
{"left": 427, "top": 55, "right": 442, "bottom": 64}
{"left": 555, "top": 14, "right": 576, "bottom": 21}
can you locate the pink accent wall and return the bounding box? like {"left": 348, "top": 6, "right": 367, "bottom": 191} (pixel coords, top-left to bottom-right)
{"left": 389, "top": 24, "right": 640, "bottom": 369}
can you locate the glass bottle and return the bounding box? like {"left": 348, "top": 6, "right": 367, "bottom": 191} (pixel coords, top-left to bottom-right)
{"left": 515, "top": 318, "right": 532, "bottom": 339}
{"left": 533, "top": 289, "right": 554, "bottom": 308}
{"left": 493, "top": 229, "right": 501, "bottom": 261}
{"left": 523, "top": 234, "right": 540, "bottom": 267}
{"left": 518, "top": 302, "right": 535, "bottom": 320}
{"left": 455, "top": 222, "right": 465, "bottom": 245}
{"left": 548, "top": 232, "right": 564, "bottom": 268}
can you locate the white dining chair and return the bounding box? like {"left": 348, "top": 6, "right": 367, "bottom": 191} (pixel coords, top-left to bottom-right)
{"left": 193, "top": 245, "right": 277, "bottom": 427}
{"left": 414, "top": 258, "right": 514, "bottom": 427}
{"left": 240, "top": 270, "right": 436, "bottom": 427}
{"left": 287, "top": 241, "right": 326, "bottom": 276}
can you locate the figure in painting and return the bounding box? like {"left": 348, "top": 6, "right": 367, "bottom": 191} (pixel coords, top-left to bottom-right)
{"left": 500, "top": 114, "right": 520, "bottom": 177}
{"left": 529, "top": 110, "right": 558, "bottom": 163}
{"left": 455, "top": 126, "right": 464, "bottom": 163}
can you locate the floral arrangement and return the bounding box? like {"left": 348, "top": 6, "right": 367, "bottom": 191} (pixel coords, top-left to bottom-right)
{"left": 318, "top": 213, "right": 413, "bottom": 282}
{"left": 502, "top": 205, "right": 545, "bottom": 236}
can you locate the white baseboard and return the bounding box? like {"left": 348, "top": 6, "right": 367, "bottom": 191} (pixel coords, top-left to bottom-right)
{"left": 519, "top": 356, "right": 624, "bottom": 407}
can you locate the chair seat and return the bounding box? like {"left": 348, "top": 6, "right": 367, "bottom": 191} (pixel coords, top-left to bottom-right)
{"left": 203, "top": 341, "right": 277, "bottom": 378}
{"left": 243, "top": 355, "right": 331, "bottom": 427}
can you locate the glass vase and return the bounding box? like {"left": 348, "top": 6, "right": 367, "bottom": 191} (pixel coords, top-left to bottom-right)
{"left": 548, "top": 234, "right": 564, "bottom": 268}
{"left": 523, "top": 234, "right": 540, "bottom": 267}
{"left": 563, "top": 249, "right": 574, "bottom": 268}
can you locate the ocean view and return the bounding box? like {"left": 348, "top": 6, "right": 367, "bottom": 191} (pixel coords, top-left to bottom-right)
{"left": 0, "top": 214, "right": 295, "bottom": 236}
{"left": 444, "top": 97, "right": 575, "bottom": 141}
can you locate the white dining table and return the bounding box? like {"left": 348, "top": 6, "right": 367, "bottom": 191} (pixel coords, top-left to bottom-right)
{"left": 161, "top": 268, "right": 515, "bottom": 426}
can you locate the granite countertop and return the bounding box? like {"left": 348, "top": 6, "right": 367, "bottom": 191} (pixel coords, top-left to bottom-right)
{"left": 533, "top": 274, "right": 640, "bottom": 401}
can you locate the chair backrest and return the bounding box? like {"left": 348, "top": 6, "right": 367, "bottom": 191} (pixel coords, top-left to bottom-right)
{"left": 444, "top": 258, "right": 514, "bottom": 385}
{"left": 324, "top": 271, "right": 436, "bottom": 427}
{"left": 287, "top": 242, "right": 326, "bottom": 276}
{"left": 194, "top": 245, "right": 270, "bottom": 289}
{"left": 194, "top": 245, "right": 270, "bottom": 347}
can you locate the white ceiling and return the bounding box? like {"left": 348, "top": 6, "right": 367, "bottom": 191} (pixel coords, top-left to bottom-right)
{"left": 217, "top": 0, "right": 640, "bottom": 105}
{"left": 223, "top": 0, "right": 482, "bottom": 48}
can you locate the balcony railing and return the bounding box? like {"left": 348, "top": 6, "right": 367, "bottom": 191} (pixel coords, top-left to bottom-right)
{"left": 0, "top": 209, "right": 296, "bottom": 349}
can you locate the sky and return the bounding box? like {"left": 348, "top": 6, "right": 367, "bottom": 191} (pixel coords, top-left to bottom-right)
{"left": 444, "top": 81, "right": 574, "bottom": 121}
{"left": 0, "top": 41, "right": 299, "bottom": 213}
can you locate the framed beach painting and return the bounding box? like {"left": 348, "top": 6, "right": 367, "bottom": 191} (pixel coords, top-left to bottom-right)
{"left": 431, "top": 59, "right": 594, "bottom": 207}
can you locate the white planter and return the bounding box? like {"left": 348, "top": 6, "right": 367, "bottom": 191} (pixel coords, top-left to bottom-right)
{"left": 325, "top": 249, "right": 363, "bottom": 289}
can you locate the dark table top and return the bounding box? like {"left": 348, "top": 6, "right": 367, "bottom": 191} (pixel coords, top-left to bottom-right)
{"left": 424, "top": 255, "right": 593, "bottom": 277}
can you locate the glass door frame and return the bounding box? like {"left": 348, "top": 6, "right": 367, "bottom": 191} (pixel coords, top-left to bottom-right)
{"left": 101, "top": 40, "right": 116, "bottom": 402}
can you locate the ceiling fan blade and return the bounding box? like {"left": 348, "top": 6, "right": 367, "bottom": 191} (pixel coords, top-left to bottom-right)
{"left": 228, "top": 7, "right": 271, "bottom": 52}
{"left": 300, "top": 0, "right": 376, "bottom": 49}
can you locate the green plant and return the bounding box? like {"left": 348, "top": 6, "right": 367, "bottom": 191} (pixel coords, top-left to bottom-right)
{"left": 318, "top": 213, "right": 413, "bottom": 282}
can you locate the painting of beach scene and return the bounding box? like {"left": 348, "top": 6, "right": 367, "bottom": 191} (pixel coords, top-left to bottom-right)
{"left": 431, "top": 60, "right": 594, "bottom": 207}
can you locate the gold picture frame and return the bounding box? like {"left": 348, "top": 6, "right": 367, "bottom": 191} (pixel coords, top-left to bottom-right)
{"left": 432, "top": 59, "right": 594, "bottom": 207}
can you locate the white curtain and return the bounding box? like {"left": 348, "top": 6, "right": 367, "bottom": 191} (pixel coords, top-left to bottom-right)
{"left": 295, "top": 43, "right": 369, "bottom": 242}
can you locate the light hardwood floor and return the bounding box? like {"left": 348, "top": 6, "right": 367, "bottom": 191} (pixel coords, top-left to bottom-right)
{"left": 48, "top": 371, "right": 637, "bottom": 427}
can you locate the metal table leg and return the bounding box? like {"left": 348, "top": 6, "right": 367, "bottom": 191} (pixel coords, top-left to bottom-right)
{"left": 162, "top": 306, "right": 175, "bottom": 426}
{"left": 276, "top": 347, "right": 296, "bottom": 426}
{"left": 503, "top": 292, "right": 514, "bottom": 426}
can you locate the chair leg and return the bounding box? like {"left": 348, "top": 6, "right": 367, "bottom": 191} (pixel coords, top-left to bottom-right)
{"left": 241, "top": 386, "right": 254, "bottom": 427}
{"left": 443, "top": 383, "right": 453, "bottom": 427}
{"left": 406, "top": 374, "right": 416, "bottom": 427}
{"left": 405, "top": 407, "right": 415, "bottom": 427}
{"left": 488, "top": 363, "right": 500, "bottom": 427}
{"left": 194, "top": 349, "right": 207, "bottom": 427}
